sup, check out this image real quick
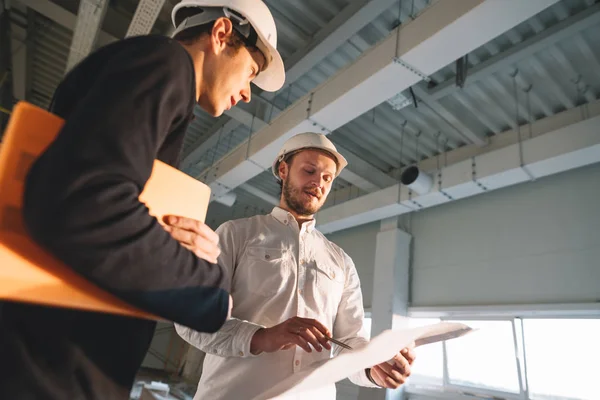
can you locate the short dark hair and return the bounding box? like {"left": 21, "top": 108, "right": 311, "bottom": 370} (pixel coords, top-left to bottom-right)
{"left": 173, "top": 8, "right": 246, "bottom": 50}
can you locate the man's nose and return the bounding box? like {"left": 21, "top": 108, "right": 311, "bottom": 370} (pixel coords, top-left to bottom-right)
{"left": 241, "top": 86, "right": 251, "bottom": 103}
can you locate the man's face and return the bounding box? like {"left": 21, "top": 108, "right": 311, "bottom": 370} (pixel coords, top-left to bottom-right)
{"left": 198, "top": 19, "right": 266, "bottom": 116}
{"left": 280, "top": 150, "right": 337, "bottom": 216}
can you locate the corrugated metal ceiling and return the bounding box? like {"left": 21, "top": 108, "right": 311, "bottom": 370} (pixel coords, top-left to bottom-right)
{"left": 6, "top": 0, "right": 600, "bottom": 229}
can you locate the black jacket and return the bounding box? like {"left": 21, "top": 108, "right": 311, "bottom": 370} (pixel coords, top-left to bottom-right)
{"left": 0, "top": 35, "right": 229, "bottom": 399}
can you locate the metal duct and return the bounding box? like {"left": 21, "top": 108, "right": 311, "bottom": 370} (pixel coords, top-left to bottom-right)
{"left": 400, "top": 166, "right": 433, "bottom": 195}
{"left": 316, "top": 103, "right": 600, "bottom": 234}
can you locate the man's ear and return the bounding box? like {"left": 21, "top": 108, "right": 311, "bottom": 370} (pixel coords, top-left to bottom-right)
{"left": 278, "top": 161, "right": 289, "bottom": 181}
{"left": 210, "top": 17, "right": 234, "bottom": 55}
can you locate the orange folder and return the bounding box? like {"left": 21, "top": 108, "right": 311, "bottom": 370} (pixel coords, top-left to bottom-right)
{"left": 0, "top": 102, "right": 210, "bottom": 320}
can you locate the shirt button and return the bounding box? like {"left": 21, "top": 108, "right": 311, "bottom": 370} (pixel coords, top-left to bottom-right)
{"left": 332, "top": 271, "right": 336, "bottom": 278}
{"left": 265, "top": 254, "right": 271, "bottom": 260}
{"left": 295, "top": 360, "right": 300, "bottom": 366}
{"left": 298, "top": 289, "right": 303, "bottom": 295}
{"left": 239, "top": 351, "right": 244, "bottom": 356}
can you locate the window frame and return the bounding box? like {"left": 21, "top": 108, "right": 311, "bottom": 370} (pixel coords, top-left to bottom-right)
{"left": 404, "top": 303, "right": 600, "bottom": 400}
{"left": 440, "top": 316, "right": 525, "bottom": 400}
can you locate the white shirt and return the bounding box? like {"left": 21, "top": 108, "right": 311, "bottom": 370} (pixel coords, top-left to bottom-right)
{"left": 175, "top": 207, "right": 377, "bottom": 400}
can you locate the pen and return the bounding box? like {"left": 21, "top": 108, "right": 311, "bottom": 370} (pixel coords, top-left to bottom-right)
{"left": 325, "top": 336, "right": 353, "bottom": 350}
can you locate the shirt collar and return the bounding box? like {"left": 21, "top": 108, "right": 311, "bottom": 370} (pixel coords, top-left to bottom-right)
{"left": 270, "top": 207, "right": 317, "bottom": 233}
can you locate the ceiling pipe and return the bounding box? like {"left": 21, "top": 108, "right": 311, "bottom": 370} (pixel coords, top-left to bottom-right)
{"left": 400, "top": 166, "right": 433, "bottom": 195}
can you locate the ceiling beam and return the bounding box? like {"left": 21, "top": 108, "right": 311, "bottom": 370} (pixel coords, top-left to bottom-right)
{"left": 65, "top": 0, "right": 109, "bottom": 73}
{"left": 198, "top": 0, "right": 560, "bottom": 200}
{"left": 125, "top": 0, "right": 166, "bottom": 38}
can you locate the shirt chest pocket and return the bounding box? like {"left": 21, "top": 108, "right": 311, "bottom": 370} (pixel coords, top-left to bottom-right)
{"left": 315, "top": 263, "right": 345, "bottom": 298}
{"left": 244, "top": 247, "right": 291, "bottom": 297}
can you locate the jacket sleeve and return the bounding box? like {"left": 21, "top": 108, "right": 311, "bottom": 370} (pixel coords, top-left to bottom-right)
{"left": 22, "top": 38, "right": 229, "bottom": 333}
{"left": 332, "top": 252, "right": 379, "bottom": 388}
{"left": 174, "top": 220, "right": 264, "bottom": 357}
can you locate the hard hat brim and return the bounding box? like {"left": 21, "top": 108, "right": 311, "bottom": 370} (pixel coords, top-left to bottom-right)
{"left": 253, "top": 40, "right": 285, "bottom": 92}
{"left": 272, "top": 146, "right": 348, "bottom": 181}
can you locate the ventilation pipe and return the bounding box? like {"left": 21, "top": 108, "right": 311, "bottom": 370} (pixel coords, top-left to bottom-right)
{"left": 400, "top": 166, "right": 433, "bottom": 195}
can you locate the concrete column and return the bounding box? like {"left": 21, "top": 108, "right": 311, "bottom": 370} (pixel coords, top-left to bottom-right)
{"left": 358, "top": 217, "right": 412, "bottom": 400}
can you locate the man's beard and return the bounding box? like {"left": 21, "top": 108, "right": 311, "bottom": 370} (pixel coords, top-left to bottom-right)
{"left": 282, "top": 178, "right": 322, "bottom": 216}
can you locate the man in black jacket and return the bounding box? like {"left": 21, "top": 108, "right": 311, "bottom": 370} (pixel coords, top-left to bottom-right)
{"left": 0, "top": 0, "right": 284, "bottom": 399}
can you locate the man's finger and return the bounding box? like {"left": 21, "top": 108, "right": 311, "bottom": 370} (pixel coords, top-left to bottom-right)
{"left": 401, "top": 347, "right": 417, "bottom": 364}
{"left": 167, "top": 227, "right": 196, "bottom": 246}
{"left": 163, "top": 216, "right": 219, "bottom": 244}
{"left": 194, "top": 221, "right": 219, "bottom": 244}
{"left": 290, "top": 333, "right": 312, "bottom": 353}
{"left": 371, "top": 365, "right": 402, "bottom": 389}
{"left": 169, "top": 228, "right": 219, "bottom": 255}
{"left": 392, "top": 352, "right": 411, "bottom": 376}
{"left": 295, "top": 318, "right": 331, "bottom": 350}
{"left": 308, "top": 326, "right": 331, "bottom": 350}
{"left": 376, "top": 361, "right": 405, "bottom": 383}
{"left": 180, "top": 243, "right": 219, "bottom": 264}
{"left": 192, "top": 249, "right": 218, "bottom": 264}
{"left": 298, "top": 318, "right": 331, "bottom": 337}
{"left": 296, "top": 326, "right": 323, "bottom": 352}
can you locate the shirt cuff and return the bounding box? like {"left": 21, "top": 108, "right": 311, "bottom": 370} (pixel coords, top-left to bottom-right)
{"left": 349, "top": 367, "right": 380, "bottom": 388}
{"left": 233, "top": 321, "right": 265, "bottom": 358}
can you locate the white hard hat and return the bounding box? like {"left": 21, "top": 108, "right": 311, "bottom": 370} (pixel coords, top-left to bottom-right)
{"left": 171, "top": 0, "right": 285, "bottom": 92}
{"left": 272, "top": 133, "right": 348, "bottom": 181}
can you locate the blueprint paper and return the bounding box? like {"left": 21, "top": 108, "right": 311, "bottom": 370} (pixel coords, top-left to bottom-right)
{"left": 252, "top": 322, "right": 472, "bottom": 400}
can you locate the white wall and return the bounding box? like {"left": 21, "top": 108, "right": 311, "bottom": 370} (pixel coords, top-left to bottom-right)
{"left": 410, "top": 163, "right": 600, "bottom": 306}
{"left": 326, "top": 221, "right": 380, "bottom": 309}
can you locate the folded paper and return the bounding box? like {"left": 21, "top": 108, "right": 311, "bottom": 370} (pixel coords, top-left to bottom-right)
{"left": 0, "top": 102, "right": 210, "bottom": 320}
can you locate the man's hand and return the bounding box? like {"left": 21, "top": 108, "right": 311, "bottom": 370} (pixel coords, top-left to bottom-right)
{"left": 370, "top": 346, "right": 416, "bottom": 389}
{"left": 162, "top": 215, "right": 220, "bottom": 263}
{"left": 250, "top": 317, "right": 333, "bottom": 355}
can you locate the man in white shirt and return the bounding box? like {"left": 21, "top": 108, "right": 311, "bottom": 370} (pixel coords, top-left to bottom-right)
{"left": 175, "top": 132, "right": 415, "bottom": 399}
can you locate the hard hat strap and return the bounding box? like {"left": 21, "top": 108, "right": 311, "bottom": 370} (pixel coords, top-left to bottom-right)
{"left": 173, "top": 7, "right": 259, "bottom": 51}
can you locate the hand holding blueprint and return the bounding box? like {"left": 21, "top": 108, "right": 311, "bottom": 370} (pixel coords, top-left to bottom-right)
{"left": 253, "top": 322, "right": 473, "bottom": 400}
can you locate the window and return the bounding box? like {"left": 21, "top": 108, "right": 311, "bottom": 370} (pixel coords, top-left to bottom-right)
{"left": 523, "top": 318, "right": 600, "bottom": 400}
{"left": 407, "top": 318, "right": 443, "bottom": 383}
{"left": 445, "top": 320, "right": 521, "bottom": 393}
{"left": 405, "top": 313, "right": 599, "bottom": 400}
